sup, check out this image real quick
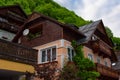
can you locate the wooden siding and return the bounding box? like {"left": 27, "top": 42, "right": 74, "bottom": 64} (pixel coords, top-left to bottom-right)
{"left": 91, "top": 39, "right": 112, "bottom": 58}
{"left": 21, "top": 21, "right": 63, "bottom": 47}
{"left": 63, "top": 28, "right": 82, "bottom": 42}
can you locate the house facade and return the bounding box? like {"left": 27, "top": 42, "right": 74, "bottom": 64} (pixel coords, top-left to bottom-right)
{"left": 79, "top": 20, "right": 119, "bottom": 80}
{"left": 14, "top": 11, "right": 119, "bottom": 80}
{"left": 0, "top": 5, "right": 37, "bottom": 80}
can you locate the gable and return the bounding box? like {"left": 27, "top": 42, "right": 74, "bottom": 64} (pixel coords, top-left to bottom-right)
{"left": 27, "top": 12, "right": 41, "bottom": 23}
{"left": 97, "top": 22, "right": 107, "bottom": 36}
{"left": 94, "top": 21, "right": 113, "bottom": 47}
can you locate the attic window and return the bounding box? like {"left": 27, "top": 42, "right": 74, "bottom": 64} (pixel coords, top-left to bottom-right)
{"left": 27, "top": 26, "right": 42, "bottom": 40}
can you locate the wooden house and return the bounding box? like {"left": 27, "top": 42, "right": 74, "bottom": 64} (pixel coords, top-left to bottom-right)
{"left": 13, "top": 12, "right": 119, "bottom": 80}
{"left": 79, "top": 20, "right": 119, "bottom": 80}
{"left": 0, "top": 5, "right": 37, "bottom": 80}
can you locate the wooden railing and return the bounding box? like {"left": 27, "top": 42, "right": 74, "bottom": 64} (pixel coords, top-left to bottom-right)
{"left": 0, "top": 21, "right": 18, "bottom": 33}
{"left": 91, "top": 39, "right": 112, "bottom": 57}
{"left": 95, "top": 63, "right": 119, "bottom": 79}
{"left": 99, "top": 40, "right": 111, "bottom": 56}
{"left": 0, "top": 39, "right": 38, "bottom": 64}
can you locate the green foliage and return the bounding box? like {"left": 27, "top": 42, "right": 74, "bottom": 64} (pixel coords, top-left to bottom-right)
{"left": 71, "top": 40, "right": 100, "bottom": 80}
{"left": 112, "top": 37, "right": 120, "bottom": 50}
{"left": 0, "top": 0, "right": 90, "bottom": 26}
{"left": 105, "top": 27, "right": 120, "bottom": 50}
{"left": 105, "top": 27, "right": 113, "bottom": 38}
{"left": 27, "top": 32, "right": 41, "bottom": 40}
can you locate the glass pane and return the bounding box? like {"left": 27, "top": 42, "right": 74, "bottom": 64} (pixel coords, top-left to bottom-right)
{"left": 97, "top": 57, "right": 100, "bottom": 63}
{"left": 88, "top": 54, "right": 93, "bottom": 61}
{"left": 105, "top": 61, "right": 108, "bottom": 66}
{"left": 47, "top": 49, "right": 51, "bottom": 61}
{"left": 68, "top": 48, "right": 71, "bottom": 61}
{"left": 72, "top": 49, "right": 74, "bottom": 57}
{"left": 52, "top": 47, "right": 56, "bottom": 61}
{"left": 41, "top": 50, "right": 46, "bottom": 62}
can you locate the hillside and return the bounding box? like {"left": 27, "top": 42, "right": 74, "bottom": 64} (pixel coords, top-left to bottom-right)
{"left": 0, "top": 0, "right": 90, "bottom": 26}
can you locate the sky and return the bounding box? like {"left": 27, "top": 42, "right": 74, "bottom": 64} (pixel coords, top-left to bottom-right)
{"left": 53, "top": 0, "right": 120, "bottom": 37}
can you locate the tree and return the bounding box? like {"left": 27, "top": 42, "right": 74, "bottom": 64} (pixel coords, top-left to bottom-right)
{"left": 59, "top": 41, "right": 100, "bottom": 80}
{"left": 72, "top": 41, "right": 100, "bottom": 80}
{"left": 105, "top": 27, "right": 113, "bottom": 38}
{"left": 112, "top": 37, "right": 120, "bottom": 50}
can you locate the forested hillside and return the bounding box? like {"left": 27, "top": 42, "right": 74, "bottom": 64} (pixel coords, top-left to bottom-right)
{"left": 0, "top": 0, "right": 90, "bottom": 26}
{"left": 106, "top": 27, "right": 120, "bottom": 50}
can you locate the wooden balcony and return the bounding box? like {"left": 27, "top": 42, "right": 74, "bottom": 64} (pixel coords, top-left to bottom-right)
{"left": 0, "top": 39, "right": 38, "bottom": 64}
{"left": 0, "top": 21, "right": 19, "bottom": 33}
{"left": 95, "top": 63, "right": 119, "bottom": 79}
{"left": 91, "top": 39, "right": 112, "bottom": 57}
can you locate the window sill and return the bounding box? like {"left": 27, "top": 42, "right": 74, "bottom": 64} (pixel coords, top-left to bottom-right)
{"left": 38, "top": 60, "right": 58, "bottom": 65}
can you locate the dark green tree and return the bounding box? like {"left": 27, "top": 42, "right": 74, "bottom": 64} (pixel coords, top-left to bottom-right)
{"left": 105, "top": 27, "right": 113, "bottom": 38}
{"left": 112, "top": 37, "right": 120, "bottom": 50}
{"left": 105, "top": 27, "right": 120, "bottom": 50}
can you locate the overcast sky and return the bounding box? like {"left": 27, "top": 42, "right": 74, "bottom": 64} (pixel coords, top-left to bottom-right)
{"left": 53, "top": 0, "right": 120, "bottom": 37}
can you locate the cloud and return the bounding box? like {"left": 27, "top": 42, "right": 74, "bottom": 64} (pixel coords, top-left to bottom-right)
{"left": 53, "top": 0, "right": 120, "bottom": 37}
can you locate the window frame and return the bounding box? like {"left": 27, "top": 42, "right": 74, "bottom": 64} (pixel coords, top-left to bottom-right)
{"left": 96, "top": 56, "right": 101, "bottom": 64}
{"left": 67, "top": 47, "right": 75, "bottom": 61}
{"left": 40, "top": 46, "right": 57, "bottom": 63}
{"left": 88, "top": 53, "right": 94, "bottom": 61}
{"left": 104, "top": 60, "right": 108, "bottom": 66}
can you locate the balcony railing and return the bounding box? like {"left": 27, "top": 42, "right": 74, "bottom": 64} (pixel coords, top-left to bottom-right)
{"left": 95, "top": 63, "right": 119, "bottom": 79}
{"left": 91, "top": 39, "right": 112, "bottom": 57}
{"left": 0, "top": 39, "right": 38, "bottom": 64}
{"left": 0, "top": 21, "right": 18, "bottom": 33}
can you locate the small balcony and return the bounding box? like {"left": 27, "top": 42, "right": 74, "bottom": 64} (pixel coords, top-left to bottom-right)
{"left": 95, "top": 63, "right": 119, "bottom": 79}
{"left": 91, "top": 39, "right": 112, "bottom": 57}
{"left": 0, "top": 39, "right": 38, "bottom": 64}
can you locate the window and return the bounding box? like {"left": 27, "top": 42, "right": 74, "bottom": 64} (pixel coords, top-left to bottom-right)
{"left": 41, "top": 46, "right": 56, "bottom": 63}
{"left": 68, "top": 47, "right": 75, "bottom": 61}
{"left": 97, "top": 57, "right": 101, "bottom": 63}
{"left": 104, "top": 61, "right": 108, "bottom": 66}
{"left": 88, "top": 54, "right": 93, "bottom": 61}
{"left": 27, "top": 25, "right": 42, "bottom": 40}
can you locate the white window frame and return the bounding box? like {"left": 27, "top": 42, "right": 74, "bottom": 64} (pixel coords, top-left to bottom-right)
{"left": 104, "top": 60, "right": 108, "bottom": 66}
{"left": 40, "top": 46, "right": 56, "bottom": 63}
{"left": 88, "top": 53, "right": 93, "bottom": 61}
{"left": 67, "top": 47, "right": 75, "bottom": 61}
{"left": 96, "top": 57, "right": 101, "bottom": 63}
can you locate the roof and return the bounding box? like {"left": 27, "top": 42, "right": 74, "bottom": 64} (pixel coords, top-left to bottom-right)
{"left": 78, "top": 20, "right": 102, "bottom": 43}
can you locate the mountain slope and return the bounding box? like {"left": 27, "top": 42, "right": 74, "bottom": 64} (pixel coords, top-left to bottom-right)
{"left": 0, "top": 0, "right": 90, "bottom": 26}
